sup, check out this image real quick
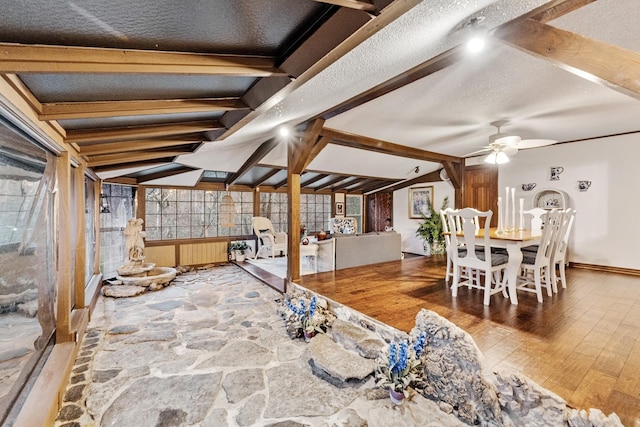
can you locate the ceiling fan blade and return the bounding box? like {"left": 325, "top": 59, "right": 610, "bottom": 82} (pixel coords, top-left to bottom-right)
{"left": 493, "top": 134, "right": 521, "bottom": 146}
{"left": 464, "top": 147, "right": 491, "bottom": 156}
{"left": 517, "top": 139, "right": 557, "bottom": 149}
{"left": 503, "top": 146, "right": 518, "bottom": 156}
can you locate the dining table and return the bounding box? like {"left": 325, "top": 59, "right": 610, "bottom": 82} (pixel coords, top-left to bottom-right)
{"left": 454, "top": 227, "right": 542, "bottom": 305}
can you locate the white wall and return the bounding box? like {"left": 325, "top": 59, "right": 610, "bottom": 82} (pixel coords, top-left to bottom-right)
{"left": 499, "top": 133, "right": 639, "bottom": 270}
{"left": 393, "top": 181, "right": 455, "bottom": 255}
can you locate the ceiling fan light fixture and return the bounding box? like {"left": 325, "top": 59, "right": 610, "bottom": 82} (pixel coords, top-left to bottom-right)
{"left": 484, "top": 150, "right": 510, "bottom": 164}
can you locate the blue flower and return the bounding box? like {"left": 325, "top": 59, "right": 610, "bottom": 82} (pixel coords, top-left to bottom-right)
{"left": 309, "top": 296, "right": 317, "bottom": 317}
{"left": 388, "top": 342, "right": 398, "bottom": 370}
{"left": 413, "top": 331, "right": 426, "bottom": 358}
{"left": 394, "top": 341, "right": 408, "bottom": 373}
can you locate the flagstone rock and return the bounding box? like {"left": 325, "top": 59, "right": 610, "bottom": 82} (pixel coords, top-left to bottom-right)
{"left": 201, "top": 408, "right": 228, "bottom": 427}
{"left": 264, "top": 422, "right": 309, "bottom": 427}
{"left": 308, "top": 333, "right": 375, "bottom": 382}
{"left": 222, "top": 368, "right": 265, "bottom": 403}
{"left": 92, "top": 369, "right": 121, "bottom": 383}
{"left": 108, "top": 324, "right": 139, "bottom": 334}
{"left": 100, "top": 373, "right": 222, "bottom": 426}
{"left": 196, "top": 340, "right": 272, "bottom": 368}
{"left": 264, "top": 359, "right": 360, "bottom": 418}
{"left": 186, "top": 339, "right": 227, "bottom": 352}
{"left": 148, "top": 300, "right": 182, "bottom": 311}
{"left": 330, "top": 318, "right": 386, "bottom": 359}
{"left": 236, "top": 394, "right": 266, "bottom": 426}
{"left": 123, "top": 330, "right": 177, "bottom": 344}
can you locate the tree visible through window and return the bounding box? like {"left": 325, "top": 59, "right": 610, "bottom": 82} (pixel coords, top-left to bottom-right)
{"left": 144, "top": 188, "right": 252, "bottom": 240}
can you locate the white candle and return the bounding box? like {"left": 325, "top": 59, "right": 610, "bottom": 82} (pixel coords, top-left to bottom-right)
{"left": 505, "top": 187, "right": 510, "bottom": 230}
{"left": 519, "top": 198, "right": 524, "bottom": 230}
{"left": 511, "top": 188, "right": 515, "bottom": 231}
{"left": 497, "top": 196, "right": 503, "bottom": 232}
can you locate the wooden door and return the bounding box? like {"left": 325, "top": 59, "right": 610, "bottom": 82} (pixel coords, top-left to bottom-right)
{"left": 464, "top": 165, "right": 498, "bottom": 226}
{"left": 365, "top": 192, "right": 392, "bottom": 232}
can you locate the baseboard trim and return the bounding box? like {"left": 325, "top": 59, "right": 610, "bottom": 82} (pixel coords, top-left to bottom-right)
{"left": 570, "top": 262, "right": 640, "bottom": 277}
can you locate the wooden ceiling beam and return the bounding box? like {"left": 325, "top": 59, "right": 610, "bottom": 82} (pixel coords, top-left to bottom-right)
{"left": 314, "top": 175, "right": 350, "bottom": 191}
{"left": 358, "top": 179, "right": 399, "bottom": 194}
{"left": 136, "top": 166, "right": 199, "bottom": 184}
{"left": 376, "top": 170, "right": 442, "bottom": 193}
{"left": 495, "top": 18, "right": 640, "bottom": 101}
{"left": 0, "top": 42, "right": 284, "bottom": 76}
{"left": 87, "top": 149, "right": 192, "bottom": 167}
{"left": 528, "top": 0, "right": 597, "bottom": 23}
{"left": 39, "top": 98, "right": 249, "bottom": 120}
{"left": 301, "top": 173, "right": 329, "bottom": 188}
{"left": 322, "top": 128, "right": 461, "bottom": 163}
{"left": 290, "top": 119, "right": 326, "bottom": 174}
{"left": 312, "top": 0, "right": 377, "bottom": 12}
{"left": 77, "top": 135, "right": 204, "bottom": 156}
{"left": 66, "top": 120, "right": 223, "bottom": 144}
{"left": 252, "top": 168, "right": 282, "bottom": 188}
{"left": 332, "top": 176, "right": 366, "bottom": 191}
{"left": 225, "top": 138, "right": 281, "bottom": 185}
{"left": 345, "top": 177, "right": 378, "bottom": 192}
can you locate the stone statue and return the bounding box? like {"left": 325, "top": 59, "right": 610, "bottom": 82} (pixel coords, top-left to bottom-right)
{"left": 125, "top": 218, "right": 146, "bottom": 262}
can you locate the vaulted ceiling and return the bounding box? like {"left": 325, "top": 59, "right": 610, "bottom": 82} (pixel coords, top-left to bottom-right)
{"left": 1, "top": 0, "right": 639, "bottom": 194}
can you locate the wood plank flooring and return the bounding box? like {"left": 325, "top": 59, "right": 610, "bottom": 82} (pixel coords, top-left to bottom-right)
{"left": 288, "top": 256, "right": 640, "bottom": 426}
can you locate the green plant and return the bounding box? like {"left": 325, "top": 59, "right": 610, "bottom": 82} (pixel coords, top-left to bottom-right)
{"left": 415, "top": 196, "right": 449, "bottom": 254}
{"left": 229, "top": 241, "right": 249, "bottom": 254}
{"left": 375, "top": 332, "right": 427, "bottom": 396}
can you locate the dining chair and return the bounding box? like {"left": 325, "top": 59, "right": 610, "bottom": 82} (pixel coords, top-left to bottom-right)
{"left": 516, "top": 209, "right": 562, "bottom": 302}
{"left": 442, "top": 208, "right": 481, "bottom": 286}
{"left": 252, "top": 216, "right": 288, "bottom": 259}
{"left": 448, "top": 208, "right": 509, "bottom": 306}
{"left": 550, "top": 208, "right": 576, "bottom": 290}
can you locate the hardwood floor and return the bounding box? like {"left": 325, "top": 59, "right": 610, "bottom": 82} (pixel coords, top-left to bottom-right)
{"left": 284, "top": 256, "right": 640, "bottom": 426}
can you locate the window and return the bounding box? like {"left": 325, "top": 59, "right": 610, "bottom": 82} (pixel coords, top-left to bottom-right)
{"left": 346, "top": 194, "right": 363, "bottom": 234}
{"left": 144, "top": 188, "right": 253, "bottom": 240}
{"left": 301, "top": 193, "right": 331, "bottom": 233}
{"left": 259, "top": 192, "right": 288, "bottom": 232}
{"left": 99, "top": 184, "right": 135, "bottom": 278}
{"left": 84, "top": 176, "right": 96, "bottom": 285}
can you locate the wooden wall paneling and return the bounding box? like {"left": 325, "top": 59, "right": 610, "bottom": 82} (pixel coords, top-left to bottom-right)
{"left": 55, "top": 152, "right": 74, "bottom": 343}
{"left": 180, "top": 242, "right": 228, "bottom": 265}
{"left": 144, "top": 245, "right": 177, "bottom": 267}
{"left": 73, "top": 165, "right": 86, "bottom": 309}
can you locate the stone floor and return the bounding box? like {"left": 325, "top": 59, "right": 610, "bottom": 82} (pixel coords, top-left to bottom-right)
{"left": 54, "top": 264, "right": 464, "bottom": 427}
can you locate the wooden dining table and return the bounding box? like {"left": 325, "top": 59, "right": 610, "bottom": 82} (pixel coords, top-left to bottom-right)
{"left": 452, "top": 227, "right": 542, "bottom": 305}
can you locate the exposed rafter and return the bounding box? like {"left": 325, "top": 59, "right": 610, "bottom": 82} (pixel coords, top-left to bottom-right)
{"left": 301, "top": 173, "right": 329, "bottom": 188}
{"left": 87, "top": 149, "right": 192, "bottom": 167}
{"left": 321, "top": 128, "right": 462, "bottom": 164}
{"left": 0, "top": 43, "right": 284, "bottom": 76}
{"left": 252, "top": 168, "right": 282, "bottom": 188}
{"left": 225, "top": 138, "right": 282, "bottom": 185}
{"left": 136, "top": 166, "right": 200, "bottom": 184}
{"left": 314, "top": 175, "right": 350, "bottom": 191}
{"left": 312, "top": 0, "right": 377, "bottom": 12}
{"left": 77, "top": 135, "right": 204, "bottom": 156}
{"left": 289, "top": 119, "right": 325, "bottom": 174}
{"left": 66, "top": 121, "right": 223, "bottom": 144}
{"left": 495, "top": 18, "right": 640, "bottom": 101}
{"left": 375, "top": 170, "right": 443, "bottom": 193}
{"left": 39, "top": 98, "right": 249, "bottom": 120}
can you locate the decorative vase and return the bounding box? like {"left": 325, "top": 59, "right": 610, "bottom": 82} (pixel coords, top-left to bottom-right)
{"left": 303, "top": 330, "right": 316, "bottom": 342}
{"left": 389, "top": 389, "right": 405, "bottom": 405}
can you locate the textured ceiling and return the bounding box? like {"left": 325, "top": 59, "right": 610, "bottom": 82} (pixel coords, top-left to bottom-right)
{"left": 2, "top": 0, "right": 639, "bottom": 189}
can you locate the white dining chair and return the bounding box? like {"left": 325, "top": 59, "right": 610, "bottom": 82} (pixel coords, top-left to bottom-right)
{"left": 516, "top": 209, "right": 562, "bottom": 302}
{"left": 550, "top": 208, "right": 576, "bottom": 290}
{"left": 448, "top": 208, "right": 509, "bottom": 306}
{"left": 442, "top": 208, "right": 481, "bottom": 287}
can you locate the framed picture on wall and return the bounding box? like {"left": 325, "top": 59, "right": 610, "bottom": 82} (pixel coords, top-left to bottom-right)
{"left": 335, "top": 202, "right": 344, "bottom": 215}
{"left": 409, "top": 186, "right": 434, "bottom": 218}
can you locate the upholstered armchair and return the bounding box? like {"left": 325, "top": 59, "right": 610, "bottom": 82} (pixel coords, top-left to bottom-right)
{"left": 252, "top": 216, "right": 288, "bottom": 258}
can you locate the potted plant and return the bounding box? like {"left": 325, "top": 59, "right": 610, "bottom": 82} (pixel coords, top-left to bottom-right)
{"left": 229, "top": 241, "right": 249, "bottom": 262}
{"left": 416, "top": 196, "right": 449, "bottom": 255}
{"left": 375, "top": 332, "right": 427, "bottom": 405}
{"left": 279, "top": 291, "right": 333, "bottom": 341}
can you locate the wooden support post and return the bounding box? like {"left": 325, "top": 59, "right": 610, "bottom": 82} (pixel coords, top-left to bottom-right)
{"left": 55, "top": 152, "right": 74, "bottom": 343}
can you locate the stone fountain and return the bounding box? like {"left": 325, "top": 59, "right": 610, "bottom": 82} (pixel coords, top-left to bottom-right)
{"left": 103, "top": 218, "right": 177, "bottom": 298}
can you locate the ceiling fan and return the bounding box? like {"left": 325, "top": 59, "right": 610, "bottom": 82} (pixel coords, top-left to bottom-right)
{"left": 466, "top": 120, "right": 557, "bottom": 164}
